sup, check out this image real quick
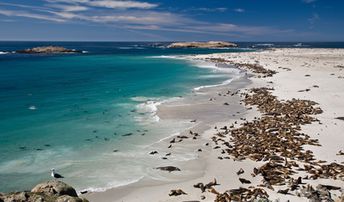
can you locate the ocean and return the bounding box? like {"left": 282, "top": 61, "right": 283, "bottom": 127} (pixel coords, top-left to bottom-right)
{"left": 0, "top": 41, "right": 343, "bottom": 192}
{"left": 0, "top": 42, "right": 253, "bottom": 192}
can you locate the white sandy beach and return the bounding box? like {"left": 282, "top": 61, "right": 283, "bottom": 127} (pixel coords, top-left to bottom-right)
{"left": 85, "top": 48, "right": 344, "bottom": 202}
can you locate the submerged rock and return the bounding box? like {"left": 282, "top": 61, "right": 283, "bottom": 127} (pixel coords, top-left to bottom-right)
{"left": 167, "top": 41, "right": 238, "bottom": 48}
{"left": 16, "top": 46, "right": 81, "bottom": 54}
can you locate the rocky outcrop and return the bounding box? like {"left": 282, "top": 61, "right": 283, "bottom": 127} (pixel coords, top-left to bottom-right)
{"left": 0, "top": 180, "right": 88, "bottom": 202}
{"left": 16, "top": 46, "right": 81, "bottom": 54}
{"left": 31, "top": 180, "right": 78, "bottom": 197}
{"left": 167, "top": 41, "right": 238, "bottom": 48}
{"left": 56, "top": 195, "right": 86, "bottom": 202}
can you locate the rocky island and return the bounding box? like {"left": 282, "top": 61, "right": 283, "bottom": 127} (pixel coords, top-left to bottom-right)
{"left": 0, "top": 180, "right": 88, "bottom": 202}
{"left": 16, "top": 46, "right": 82, "bottom": 54}
{"left": 167, "top": 41, "right": 238, "bottom": 48}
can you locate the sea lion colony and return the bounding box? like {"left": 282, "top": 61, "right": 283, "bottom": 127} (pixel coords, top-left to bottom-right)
{"left": 212, "top": 87, "right": 343, "bottom": 201}
{"left": 167, "top": 60, "right": 343, "bottom": 201}
{"left": 207, "top": 58, "right": 277, "bottom": 78}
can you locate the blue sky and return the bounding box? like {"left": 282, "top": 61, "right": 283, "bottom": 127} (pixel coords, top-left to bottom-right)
{"left": 0, "top": 0, "right": 343, "bottom": 41}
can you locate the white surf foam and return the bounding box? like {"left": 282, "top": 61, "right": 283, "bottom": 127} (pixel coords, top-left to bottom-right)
{"left": 28, "top": 105, "right": 37, "bottom": 110}
{"left": 0, "top": 147, "right": 73, "bottom": 174}
{"left": 134, "top": 97, "right": 182, "bottom": 123}
{"left": 151, "top": 54, "right": 244, "bottom": 91}
{"left": 118, "top": 47, "right": 145, "bottom": 50}
{"left": 194, "top": 78, "right": 234, "bottom": 91}
{"left": 135, "top": 99, "right": 162, "bottom": 123}
{"left": 83, "top": 176, "right": 145, "bottom": 193}
{"left": 131, "top": 96, "right": 154, "bottom": 102}
{"left": 252, "top": 43, "right": 274, "bottom": 48}
{"left": 0, "top": 51, "right": 9, "bottom": 55}
{"left": 187, "top": 60, "right": 244, "bottom": 91}
{"left": 148, "top": 55, "right": 182, "bottom": 59}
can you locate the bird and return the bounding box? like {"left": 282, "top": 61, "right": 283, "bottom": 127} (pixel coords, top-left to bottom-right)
{"left": 51, "top": 168, "right": 64, "bottom": 178}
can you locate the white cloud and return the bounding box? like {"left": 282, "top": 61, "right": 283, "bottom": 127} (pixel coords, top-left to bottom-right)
{"left": 0, "top": 1, "right": 293, "bottom": 38}
{"left": 47, "top": 4, "right": 89, "bottom": 12}
{"left": 191, "top": 7, "right": 227, "bottom": 12}
{"left": 45, "top": 0, "right": 157, "bottom": 9}
{"left": 234, "top": 8, "right": 245, "bottom": 13}
{"left": 0, "top": 9, "right": 64, "bottom": 22}
{"left": 88, "top": 0, "right": 157, "bottom": 9}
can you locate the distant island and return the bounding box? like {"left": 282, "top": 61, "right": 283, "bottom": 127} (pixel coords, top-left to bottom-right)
{"left": 16, "top": 46, "right": 82, "bottom": 54}
{"left": 167, "top": 41, "right": 238, "bottom": 48}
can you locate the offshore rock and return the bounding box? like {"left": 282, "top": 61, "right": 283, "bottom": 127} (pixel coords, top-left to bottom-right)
{"left": 167, "top": 41, "right": 238, "bottom": 48}
{"left": 16, "top": 46, "right": 81, "bottom": 54}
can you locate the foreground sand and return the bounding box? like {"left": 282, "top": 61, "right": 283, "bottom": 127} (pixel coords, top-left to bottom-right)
{"left": 86, "top": 48, "right": 344, "bottom": 202}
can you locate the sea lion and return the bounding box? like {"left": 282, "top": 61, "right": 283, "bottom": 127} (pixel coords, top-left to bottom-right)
{"left": 236, "top": 168, "right": 244, "bottom": 175}
{"left": 169, "top": 189, "right": 187, "bottom": 196}
{"left": 156, "top": 166, "right": 181, "bottom": 172}
{"left": 239, "top": 178, "right": 251, "bottom": 184}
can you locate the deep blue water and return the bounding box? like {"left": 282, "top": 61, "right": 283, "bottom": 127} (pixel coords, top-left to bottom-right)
{"left": 0, "top": 41, "right": 342, "bottom": 192}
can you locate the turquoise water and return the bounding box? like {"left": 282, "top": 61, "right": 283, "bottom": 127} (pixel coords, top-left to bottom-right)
{"left": 0, "top": 42, "right": 247, "bottom": 192}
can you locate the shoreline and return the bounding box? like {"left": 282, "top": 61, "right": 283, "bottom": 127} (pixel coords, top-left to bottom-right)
{"left": 84, "top": 58, "right": 252, "bottom": 201}
{"left": 85, "top": 48, "right": 344, "bottom": 201}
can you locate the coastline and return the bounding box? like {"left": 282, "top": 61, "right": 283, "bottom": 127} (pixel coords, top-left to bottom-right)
{"left": 85, "top": 48, "right": 344, "bottom": 202}
{"left": 85, "top": 59, "right": 252, "bottom": 201}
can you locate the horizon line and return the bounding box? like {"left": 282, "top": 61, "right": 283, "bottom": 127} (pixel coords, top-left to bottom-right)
{"left": 0, "top": 40, "right": 344, "bottom": 43}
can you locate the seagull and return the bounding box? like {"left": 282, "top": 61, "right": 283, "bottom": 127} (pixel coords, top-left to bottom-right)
{"left": 51, "top": 168, "right": 64, "bottom": 178}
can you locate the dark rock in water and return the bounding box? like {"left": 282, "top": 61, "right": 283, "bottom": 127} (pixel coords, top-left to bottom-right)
{"left": 156, "top": 166, "right": 181, "bottom": 172}
{"left": 16, "top": 46, "right": 82, "bottom": 54}
{"left": 0, "top": 180, "right": 88, "bottom": 202}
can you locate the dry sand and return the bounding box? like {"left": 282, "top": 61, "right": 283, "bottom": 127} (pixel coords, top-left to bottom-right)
{"left": 85, "top": 48, "right": 344, "bottom": 202}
